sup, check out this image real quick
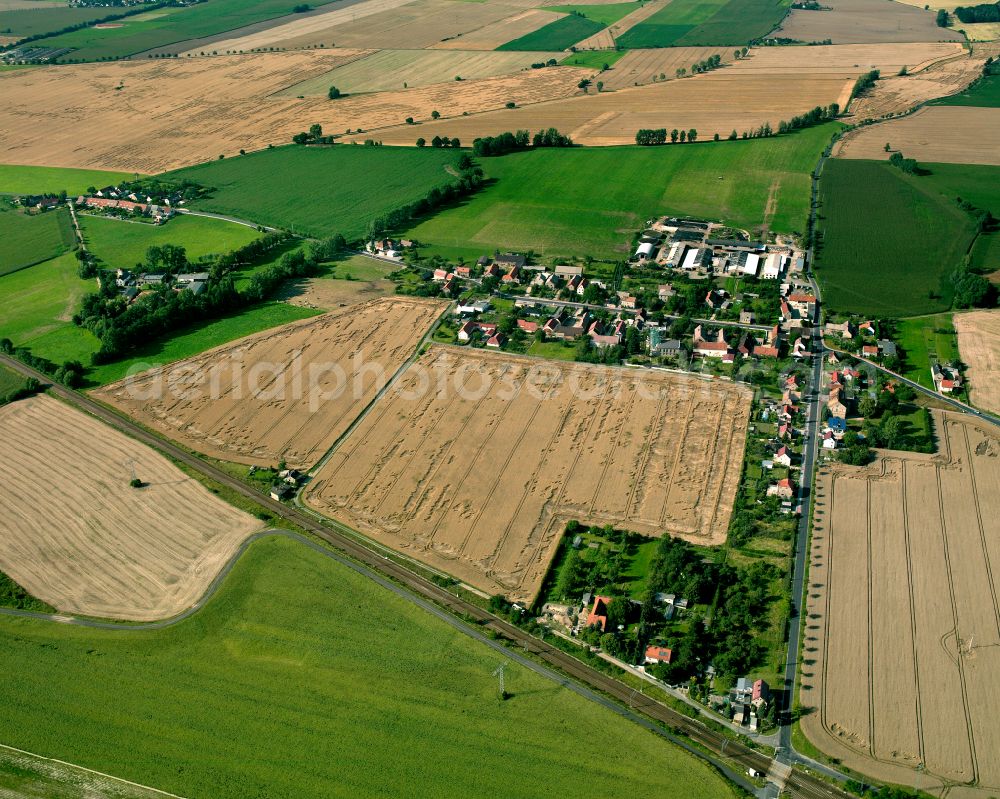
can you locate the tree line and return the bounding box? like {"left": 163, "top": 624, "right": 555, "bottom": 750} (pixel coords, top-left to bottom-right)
{"left": 850, "top": 69, "right": 880, "bottom": 100}
{"left": 634, "top": 128, "right": 698, "bottom": 145}
{"left": 470, "top": 128, "right": 573, "bottom": 157}
{"left": 954, "top": 2, "right": 1000, "bottom": 22}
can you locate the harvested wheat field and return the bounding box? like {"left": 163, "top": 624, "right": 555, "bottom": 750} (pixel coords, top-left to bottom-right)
{"left": 94, "top": 298, "right": 444, "bottom": 469}
{"left": 843, "top": 43, "right": 1000, "bottom": 119}
{"left": 279, "top": 49, "right": 563, "bottom": 96}
{"left": 955, "top": 310, "right": 1000, "bottom": 414}
{"left": 0, "top": 55, "right": 585, "bottom": 171}
{"left": 432, "top": 7, "right": 565, "bottom": 50}
{"left": 304, "top": 346, "right": 751, "bottom": 602}
{"left": 0, "top": 395, "right": 265, "bottom": 621}
{"left": 598, "top": 46, "right": 734, "bottom": 90}
{"left": 802, "top": 412, "right": 1000, "bottom": 796}
{"left": 199, "top": 0, "right": 542, "bottom": 52}
{"left": 835, "top": 106, "right": 1000, "bottom": 164}
{"left": 277, "top": 276, "right": 395, "bottom": 310}
{"left": 350, "top": 71, "right": 854, "bottom": 145}
{"left": 572, "top": 0, "right": 667, "bottom": 50}
{"left": 776, "top": 0, "right": 963, "bottom": 43}
{"left": 731, "top": 41, "right": 961, "bottom": 76}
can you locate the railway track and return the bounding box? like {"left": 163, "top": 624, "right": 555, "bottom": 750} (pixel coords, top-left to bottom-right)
{"left": 0, "top": 353, "right": 853, "bottom": 799}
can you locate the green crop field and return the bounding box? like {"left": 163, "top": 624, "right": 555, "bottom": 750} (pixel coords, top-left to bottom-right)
{"left": 929, "top": 72, "right": 1000, "bottom": 108}
{"left": 0, "top": 251, "right": 100, "bottom": 366}
{"left": 165, "top": 146, "right": 461, "bottom": 239}
{"left": 0, "top": 4, "right": 110, "bottom": 37}
{"left": 0, "top": 164, "right": 136, "bottom": 196}
{"left": 0, "top": 364, "right": 25, "bottom": 397}
{"left": 896, "top": 312, "right": 959, "bottom": 389}
{"left": 497, "top": 12, "right": 606, "bottom": 50}
{"left": 815, "top": 160, "right": 999, "bottom": 317}
{"left": 0, "top": 535, "right": 738, "bottom": 799}
{"left": 560, "top": 48, "right": 626, "bottom": 69}
{"left": 407, "top": 124, "right": 835, "bottom": 262}
{"left": 616, "top": 0, "right": 789, "bottom": 47}
{"left": 17, "top": 0, "right": 339, "bottom": 60}
{"left": 0, "top": 205, "right": 75, "bottom": 277}
{"left": 85, "top": 301, "right": 318, "bottom": 385}
{"left": 546, "top": 2, "right": 643, "bottom": 26}
{"left": 79, "top": 213, "right": 261, "bottom": 270}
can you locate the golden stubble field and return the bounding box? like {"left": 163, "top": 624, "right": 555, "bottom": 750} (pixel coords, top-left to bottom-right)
{"left": 94, "top": 297, "right": 445, "bottom": 469}
{"left": 0, "top": 52, "right": 588, "bottom": 171}
{"left": 303, "top": 346, "right": 752, "bottom": 602}
{"left": 955, "top": 310, "right": 1000, "bottom": 415}
{"left": 350, "top": 70, "right": 855, "bottom": 145}
{"left": 835, "top": 106, "right": 1000, "bottom": 165}
{"left": 775, "top": 0, "right": 963, "bottom": 43}
{"left": 802, "top": 413, "right": 1000, "bottom": 797}
{"left": 0, "top": 395, "right": 265, "bottom": 621}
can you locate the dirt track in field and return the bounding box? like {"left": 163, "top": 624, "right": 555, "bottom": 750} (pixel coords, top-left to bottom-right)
{"left": 835, "top": 105, "right": 1000, "bottom": 164}
{"left": 572, "top": 0, "right": 668, "bottom": 50}
{"left": 304, "top": 346, "right": 751, "bottom": 602}
{"left": 348, "top": 71, "right": 854, "bottom": 145}
{"left": 0, "top": 395, "right": 265, "bottom": 621}
{"left": 94, "top": 297, "right": 444, "bottom": 469}
{"left": 775, "top": 0, "right": 963, "bottom": 43}
{"left": 955, "top": 310, "right": 1000, "bottom": 415}
{"left": 0, "top": 53, "right": 586, "bottom": 171}
{"left": 802, "top": 412, "right": 1000, "bottom": 796}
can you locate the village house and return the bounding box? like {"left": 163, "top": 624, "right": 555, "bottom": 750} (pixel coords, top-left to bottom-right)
{"left": 767, "top": 478, "right": 795, "bottom": 499}
{"left": 486, "top": 332, "right": 506, "bottom": 349}
{"left": 455, "top": 265, "right": 471, "bottom": 278}
{"left": 456, "top": 299, "right": 491, "bottom": 315}
{"left": 827, "top": 386, "right": 848, "bottom": 419}
{"left": 588, "top": 319, "right": 625, "bottom": 349}
{"left": 692, "top": 325, "right": 730, "bottom": 359}
{"left": 545, "top": 309, "right": 590, "bottom": 341}
{"left": 585, "top": 595, "right": 613, "bottom": 632}
{"left": 773, "top": 446, "right": 793, "bottom": 468}
{"left": 517, "top": 319, "right": 539, "bottom": 334}
{"left": 501, "top": 265, "right": 521, "bottom": 285}
{"left": 494, "top": 252, "right": 527, "bottom": 270}
{"left": 644, "top": 646, "right": 673, "bottom": 665}
{"left": 824, "top": 320, "right": 854, "bottom": 339}
{"left": 432, "top": 268, "right": 449, "bottom": 282}
{"left": 932, "top": 363, "right": 963, "bottom": 394}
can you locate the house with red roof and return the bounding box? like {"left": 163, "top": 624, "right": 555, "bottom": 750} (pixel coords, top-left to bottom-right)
{"left": 585, "top": 595, "right": 613, "bottom": 632}
{"left": 767, "top": 478, "right": 794, "bottom": 499}
{"left": 644, "top": 646, "right": 673, "bottom": 665}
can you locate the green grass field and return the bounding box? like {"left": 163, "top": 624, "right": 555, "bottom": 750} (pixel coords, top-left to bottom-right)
{"left": 0, "top": 4, "right": 110, "bottom": 37}
{"left": 896, "top": 313, "right": 960, "bottom": 389}
{"left": 559, "top": 48, "right": 626, "bottom": 69}
{"left": 324, "top": 253, "right": 397, "bottom": 281}
{"left": 79, "top": 213, "right": 261, "bottom": 270}
{"left": 0, "top": 251, "right": 100, "bottom": 365}
{"left": 0, "top": 163, "right": 136, "bottom": 196}
{"left": 0, "top": 365, "right": 25, "bottom": 397}
{"left": 0, "top": 205, "right": 75, "bottom": 277}
{"left": 0, "top": 535, "right": 738, "bottom": 799}
{"left": 85, "top": 301, "right": 318, "bottom": 385}
{"left": 816, "top": 160, "right": 1000, "bottom": 317}
{"left": 17, "top": 0, "right": 339, "bottom": 60}
{"left": 929, "top": 72, "right": 1000, "bottom": 108}
{"left": 616, "top": 0, "right": 788, "bottom": 47}
{"left": 166, "top": 146, "right": 461, "bottom": 239}
{"left": 546, "top": 2, "right": 643, "bottom": 26}
{"left": 497, "top": 12, "right": 606, "bottom": 50}
{"left": 407, "top": 124, "right": 835, "bottom": 261}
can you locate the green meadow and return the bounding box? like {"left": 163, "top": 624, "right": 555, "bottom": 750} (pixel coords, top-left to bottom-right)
{"left": 0, "top": 164, "right": 136, "bottom": 196}
{"left": 497, "top": 13, "right": 606, "bottom": 50}
{"left": 408, "top": 124, "right": 835, "bottom": 262}
{"left": 616, "top": 0, "right": 787, "bottom": 47}
{"left": 0, "top": 205, "right": 75, "bottom": 276}
{"left": 0, "top": 535, "right": 738, "bottom": 799}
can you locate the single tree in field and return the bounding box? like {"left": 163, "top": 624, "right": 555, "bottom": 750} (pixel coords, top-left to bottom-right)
{"left": 450, "top": 137, "right": 460, "bottom": 148}
{"left": 431, "top": 110, "right": 440, "bottom": 119}
{"left": 688, "top": 128, "right": 697, "bottom": 142}
{"left": 416, "top": 137, "right": 426, "bottom": 147}
{"left": 405, "top": 117, "right": 415, "bottom": 124}
{"left": 328, "top": 85, "right": 341, "bottom": 99}
{"left": 596, "top": 80, "right": 604, "bottom": 92}
{"left": 309, "top": 123, "right": 323, "bottom": 139}
{"left": 679, "top": 130, "right": 687, "bottom": 142}
{"left": 578, "top": 78, "right": 591, "bottom": 91}
{"left": 670, "top": 128, "right": 679, "bottom": 143}
{"left": 884, "top": 142, "right": 891, "bottom": 152}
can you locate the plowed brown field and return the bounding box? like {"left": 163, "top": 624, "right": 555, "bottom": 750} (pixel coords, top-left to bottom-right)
{"left": 0, "top": 395, "right": 264, "bottom": 621}
{"left": 802, "top": 413, "right": 1000, "bottom": 796}
{"left": 0, "top": 54, "right": 586, "bottom": 171}
{"left": 303, "top": 346, "right": 751, "bottom": 602}
{"left": 94, "top": 297, "right": 444, "bottom": 469}
{"left": 348, "top": 71, "right": 853, "bottom": 145}
{"left": 955, "top": 310, "right": 1000, "bottom": 415}
{"left": 775, "top": 0, "right": 963, "bottom": 43}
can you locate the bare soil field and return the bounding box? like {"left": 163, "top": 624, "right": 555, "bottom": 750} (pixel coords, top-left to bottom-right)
{"left": 955, "top": 310, "right": 1000, "bottom": 415}
{"left": 94, "top": 298, "right": 444, "bottom": 470}
{"left": 730, "top": 41, "right": 961, "bottom": 76}
{"left": 0, "top": 54, "right": 585, "bottom": 171}
{"left": 842, "top": 42, "right": 1000, "bottom": 119}
{"left": 304, "top": 346, "right": 751, "bottom": 602}
{"left": 349, "top": 71, "right": 854, "bottom": 145}
{"left": 199, "top": 0, "right": 542, "bottom": 52}
{"left": 278, "top": 48, "right": 562, "bottom": 95}
{"left": 598, "top": 45, "right": 733, "bottom": 90}
{"left": 802, "top": 412, "right": 1000, "bottom": 796}
{"left": 835, "top": 106, "right": 1000, "bottom": 164}
{"left": 573, "top": 0, "right": 667, "bottom": 50}
{"left": 0, "top": 395, "right": 265, "bottom": 621}
{"left": 431, "top": 7, "right": 565, "bottom": 50}
{"left": 776, "top": 0, "right": 963, "bottom": 43}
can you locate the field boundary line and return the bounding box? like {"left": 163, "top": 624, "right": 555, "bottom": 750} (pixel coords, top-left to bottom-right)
{"left": 899, "top": 462, "right": 927, "bottom": 767}
{"left": 960, "top": 423, "right": 1000, "bottom": 639}
{"left": 0, "top": 742, "right": 188, "bottom": 798}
